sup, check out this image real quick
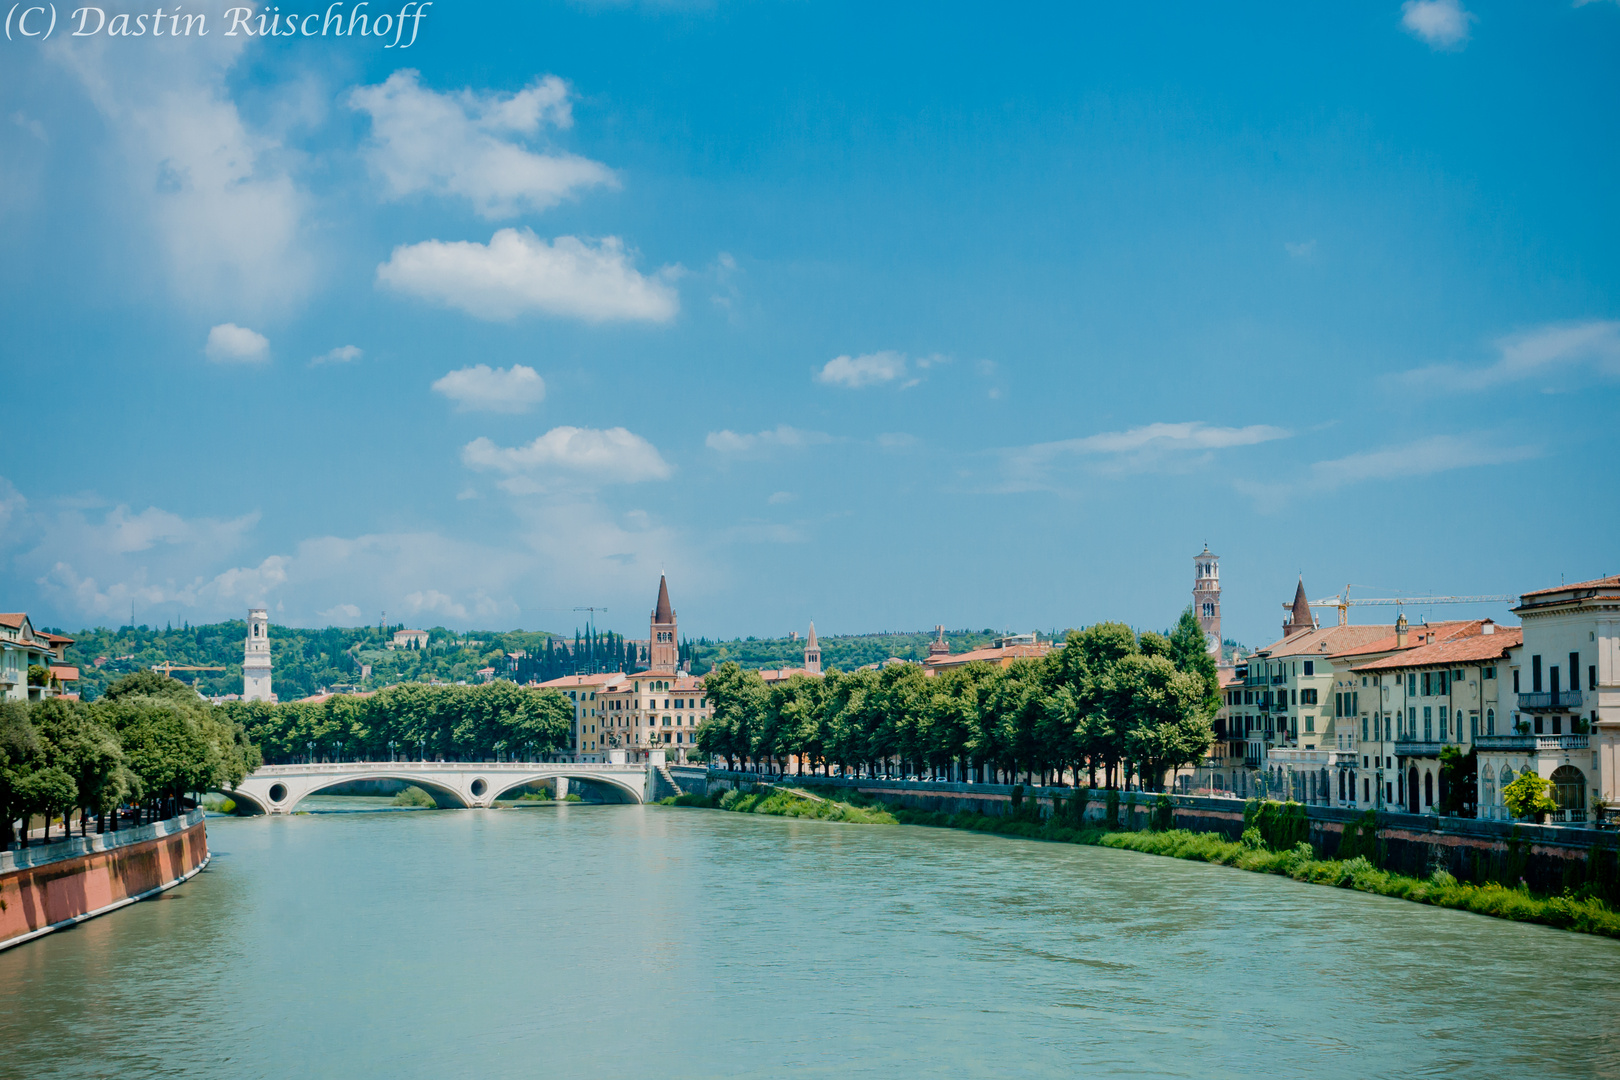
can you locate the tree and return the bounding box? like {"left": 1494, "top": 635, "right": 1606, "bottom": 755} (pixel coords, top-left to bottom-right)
{"left": 0, "top": 702, "right": 42, "bottom": 847}
{"left": 16, "top": 766, "right": 77, "bottom": 844}
{"left": 35, "top": 698, "right": 125, "bottom": 836}
{"left": 1110, "top": 654, "right": 1213, "bottom": 792}
{"left": 1502, "top": 769, "right": 1556, "bottom": 823}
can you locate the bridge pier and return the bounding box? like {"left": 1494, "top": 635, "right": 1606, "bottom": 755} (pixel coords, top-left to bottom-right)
{"left": 555, "top": 777, "right": 568, "bottom": 801}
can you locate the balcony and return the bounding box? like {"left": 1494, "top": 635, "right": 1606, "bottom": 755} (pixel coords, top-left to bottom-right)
{"left": 1549, "top": 808, "right": 1588, "bottom": 824}
{"left": 1475, "top": 735, "right": 1536, "bottom": 751}
{"left": 1475, "top": 734, "right": 1589, "bottom": 753}
{"left": 1395, "top": 739, "right": 1445, "bottom": 757}
{"left": 1271, "top": 675, "right": 1286, "bottom": 686}
{"left": 1518, "top": 690, "right": 1583, "bottom": 712}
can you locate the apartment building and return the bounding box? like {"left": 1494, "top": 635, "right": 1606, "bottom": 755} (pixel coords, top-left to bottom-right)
{"left": 0, "top": 613, "right": 78, "bottom": 702}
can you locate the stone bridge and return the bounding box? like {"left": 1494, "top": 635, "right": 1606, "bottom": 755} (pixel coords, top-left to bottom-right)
{"left": 226, "top": 761, "right": 653, "bottom": 814}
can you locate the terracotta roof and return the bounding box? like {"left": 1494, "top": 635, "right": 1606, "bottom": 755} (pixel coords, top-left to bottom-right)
{"left": 0, "top": 614, "right": 28, "bottom": 628}
{"left": 760, "top": 667, "right": 818, "bottom": 682}
{"left": 1518, "top": 575, "right": 1620, "bottom": 600}
{"left": 1327, "top": 620, "right": 1477, "bottom": 659}
{"left": 1257, "top": 624, "right": 1393, "bottom": 659}
{"left": 50, "top": 666, "right": 80, "bottom": 682}
{"left": 1352, "top": 626, "right": 1522, "bottom": 672}
{"left": 40, "top": 632, "right": 74, "bottom": 646}
{"left": 1219, "top": 668, "right": 1243, "bottom": 688}
{"left": 923, "top": 643, "right": 1050, "bottom": 668}
{"left": 1287, "top": 577, "right": 1313, "bottom": 630}
{"left": 653, "top": 574, "right": 674, "bottom": 623}
{"left": 537, "top": 673, "right": 625, "bottom": 689}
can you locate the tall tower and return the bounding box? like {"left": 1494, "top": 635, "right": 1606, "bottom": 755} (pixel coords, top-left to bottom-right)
{"left": 648, "top": 575, "right": 678, "bottom": 672}
{"left": 1282, "top": 576, "right": 1315, "bottom": 639}
{"left": 243, "top": 607, "right": 272, "bottom": 702}
{"left": 1193, "top": 546, "right": 1221, "bottom": 656}
{"left": 804, "top": 622, "right": 821, "bottom": 675}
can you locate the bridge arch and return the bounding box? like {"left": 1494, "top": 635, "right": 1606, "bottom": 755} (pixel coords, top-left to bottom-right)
{"left": 291, "top": 773, "right": 471, "bottom": 811}
{"left": 212, "top": 787, "right": 269, "bottom": 815}
{"left": 490, "top": 772, "right": 643, "bottom": 805}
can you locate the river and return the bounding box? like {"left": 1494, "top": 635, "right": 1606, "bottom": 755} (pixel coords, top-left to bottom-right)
{"left": 1, "top": 802, "right": 1614, "bottom": 1079}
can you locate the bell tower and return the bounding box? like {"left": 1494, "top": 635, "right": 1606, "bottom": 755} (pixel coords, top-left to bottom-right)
{"left": 649, "top": 575, "right": 678, "bottom": 672}
{"left": 1193, "top": 546, "right": 1221, "bottom": 656}
{"left": 804, "top": 622, "right": 821, "bottom": 675}
{"left": 243, "top": 607, "right": 273, "bottom": 702}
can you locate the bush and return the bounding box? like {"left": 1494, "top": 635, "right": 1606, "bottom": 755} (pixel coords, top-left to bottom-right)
{"left": 392, "top": 785, "right": 437, "bottom": 809}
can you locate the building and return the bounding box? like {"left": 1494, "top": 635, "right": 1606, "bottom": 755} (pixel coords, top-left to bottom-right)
{"left": 1471, "top": 576, "right": 1620, "bottom": 825}
{"left": 1194, "top": 545, "right": 1221, "bottom": 656}
{"left": 1344, "top": 618, "right": 1518, "bottom": 815}
{"left": 536, "top": 671, "right": 624, "bottom": 761}
{"left": 0, "top": 614, "right": 78, "bottom": 702}
{"left": 1253, "top": 578, "right": 1395, "bottom": 805}
{"left": 391, "top": 629, "right": 430, "bottom": 650}
{"left": 243, "top": 607, "right": 273, "bottom": 703}
{"left": 921, "top": 632, "right": 1052, "bottom": 675}
{"left": 759, "top": 624, "right": 826, "bottom": 683}
{"left": 597, "top": 669, "right": 710, "bottom": 763}
{"left": 649, "top": 574, "right": 679, "bottom": 672}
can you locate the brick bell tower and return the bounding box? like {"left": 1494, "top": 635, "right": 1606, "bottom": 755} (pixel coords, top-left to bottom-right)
{"left": 1193, "top": 546, "right": 1221, "bottom": 657}
{"left": 649, "top": 575, "right": 678, "bottom": 672}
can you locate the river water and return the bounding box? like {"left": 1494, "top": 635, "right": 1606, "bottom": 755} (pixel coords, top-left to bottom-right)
{"left": 2, "top": 803, "right": 1615, "bottom": 1079}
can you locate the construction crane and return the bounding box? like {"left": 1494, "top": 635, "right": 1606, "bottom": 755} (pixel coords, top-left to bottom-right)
{"left": 1302, "top": 585, "right": 1516, "bottom": 627}
{"left": 152, "top": 662, "right": 226, "bottom": 680}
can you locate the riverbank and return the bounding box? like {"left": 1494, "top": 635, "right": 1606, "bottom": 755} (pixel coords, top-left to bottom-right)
{"left": 0, "top": 809, "right": 210, "bottom": 951}
{"left": 668, "top": 785, "right": 1620, "bottom": 938}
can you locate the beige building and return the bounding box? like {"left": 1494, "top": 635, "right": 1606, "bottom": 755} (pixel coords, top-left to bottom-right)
{"left": 0, "top": 613, "right": 77, "bottom": 702}
{"left": 537, "top": 671, "right": 623, "bottom": 762}
{"left": 1474, "top": 576, "right": 1620, "bottom": 825}
{"left": 1346, "top": 619, "right": 1518, "bottom": 815}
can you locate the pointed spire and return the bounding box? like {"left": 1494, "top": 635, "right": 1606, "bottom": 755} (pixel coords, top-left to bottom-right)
{"left": 806, "top": 621, "right": 818, "bottom": 649}
{"left": 1284, "top": 575, "right": 1314, "bottom": 637}
{"left": 653, "top": 574, "right": 673, "bottom": 623}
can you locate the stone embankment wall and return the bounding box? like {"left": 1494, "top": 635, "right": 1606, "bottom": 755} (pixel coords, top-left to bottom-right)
{"left": 705, "top": 771, "right": 1619, "bottom": 896}
{"left": 0, "top": 809, "right": 210, "bottom": 951}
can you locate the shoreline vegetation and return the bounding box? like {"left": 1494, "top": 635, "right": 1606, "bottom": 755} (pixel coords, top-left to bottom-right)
{"left": 661, "top": 785, "right": 1620, "bottom": 939}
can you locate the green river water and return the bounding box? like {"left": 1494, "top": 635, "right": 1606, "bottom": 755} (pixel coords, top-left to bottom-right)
{"left": 0, "top": 800, "right": 1614, "bottom": 1079}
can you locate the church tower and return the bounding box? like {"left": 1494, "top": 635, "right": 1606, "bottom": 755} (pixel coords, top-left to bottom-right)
{"left": 648, "top": 575, "right": 678, "bottom": 672}
{"left": 243, "top": 607, "right": 273, "bottom": 702}
{"left": 1282, "top": 576, "right": 1315, "bottom": 639}
{"left": 804, "top": 622, "right": 821, "bottom": 675}
{"left": 1193, "top": 546, "right": 1221, "bottom": 656}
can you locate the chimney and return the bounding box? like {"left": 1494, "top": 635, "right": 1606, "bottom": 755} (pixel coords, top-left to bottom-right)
{"left": 1483, "top": 620, "right": 1496, "bottom": 635}
{"left": 1396, "top": 613, "right": 1409, "bottom": 649}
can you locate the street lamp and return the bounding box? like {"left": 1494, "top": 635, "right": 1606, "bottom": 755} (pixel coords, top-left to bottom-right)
{"left": 307, "top": 740, "right": 315, "bottom": 765}
{"left": 389, "top": 740, "right": 396, "bottom": 763}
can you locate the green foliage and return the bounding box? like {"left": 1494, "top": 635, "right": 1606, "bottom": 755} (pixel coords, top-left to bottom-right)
{"left": 664, "top": 784, "right": 900, "bottom": 824}
{"left": 1105, "top": 788, "right": 1121, "bottom": 830}
{"left": 1335, "top": 809, "right": 1382, "bottom": 864}
{"left": 222, "top": 681, "right": 572, "bottom": 763}
{"left": 1439, "top": 745, "right": 1477, "bottom": 817}
{"left": 27, "top": 664, "right": 50, "bottom": 688}
{"left": 392, "top": 786, "right": 437, "bottom": 809}
{"left": 1153, "top": 793, "right": 1175, "bottom": 832}
{"left": 1244, "top": 799, "right": 1310, "bottom": 851}
{"left": 1502, "top": 770, "right": 1557, "bottom": 822}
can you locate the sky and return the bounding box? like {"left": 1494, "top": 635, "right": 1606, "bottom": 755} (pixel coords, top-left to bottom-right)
{"left": 0, "top": 0, "right": 1617, "bottom": 647}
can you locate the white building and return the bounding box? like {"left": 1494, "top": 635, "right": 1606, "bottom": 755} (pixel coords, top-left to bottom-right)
{"left": 243, "top": 607, "right": 274, "bottom": 703}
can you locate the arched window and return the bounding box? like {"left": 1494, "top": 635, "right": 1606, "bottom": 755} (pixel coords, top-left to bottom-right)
{"left": 1424, "top": 770, "right": 1434, "bottom": 808}
{"left": 1500, "top": 765, "right": 1514, "bottom": 796}
{"left": 1486, "top": 709, "right": 1494, "bottom": 735}
{"left": 1482, "top": 768, "right": 1496, "bottom": 813}
{"left": 1551, "top": 766, "right": 1586, "bottom": 821}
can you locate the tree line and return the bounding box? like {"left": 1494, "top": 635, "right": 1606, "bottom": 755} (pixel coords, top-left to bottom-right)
{"left": 221, "top": 681, "right": 573, "bottom": 764}
{"left": 696, "top": 613, "right": 1220, "bottom": 791}
{"left": 0, "top": 671, "right": 260, "bottom": 848}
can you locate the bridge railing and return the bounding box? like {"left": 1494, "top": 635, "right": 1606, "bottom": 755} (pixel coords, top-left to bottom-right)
{"left": 249, "top": 761, "right": 646, "bottom": 774}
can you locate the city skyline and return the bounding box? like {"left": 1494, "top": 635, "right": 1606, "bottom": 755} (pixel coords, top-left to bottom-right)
{"left": 2, "top": 1, "right": 1616, "bottom": 647}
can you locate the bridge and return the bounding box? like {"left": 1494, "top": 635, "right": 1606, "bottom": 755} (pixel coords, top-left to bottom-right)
{"left": 226, "top": 761, "right": 656, "bottom": 814}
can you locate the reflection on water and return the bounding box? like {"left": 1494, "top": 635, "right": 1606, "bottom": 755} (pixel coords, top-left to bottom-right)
{"left": 1, "top": 804, "right": 1614, "bottom": 1079}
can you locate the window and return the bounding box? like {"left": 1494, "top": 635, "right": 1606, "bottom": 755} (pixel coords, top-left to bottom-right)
{"left": 1335, "top": 693, "right": 1343, "bottom": 717}
{"left": 1513, "top": 669, "right": 1520, "bottom": 692}
{"left": 1486, "top": 708, "right": 1494, "bottom": 735}
{"left": 1362, "top": 717, "right": 1369, "bottom": 741}
{"left": 1301, "top": 689, "right": 1317, "bottom": 705}
{"left": 1439, "top": 705, "right": 1448, "bottom": 739}
{"left": 1408, "top": 674, "right": 1418, "bottom": 696}
{"left": 1532, "top": 655, "right": 1542, "bottom": 693}
{"left": 1306, "top": 716, "right": 1315, "bottom": 733}
{"left": 1423, "top": 706, "right": 1433, "bottom": 740}
{"left": 1592, "top": 666, "right": 1599, "bottom": 694}
{"left": 1571, "top": 653, "right": 1582, "bottom": 691}
{"left": 1483, "top": 666, "right": 1495, "bottom": 680}
{"left": 1303, "top": 660, "right": 1314, "bottom": 676}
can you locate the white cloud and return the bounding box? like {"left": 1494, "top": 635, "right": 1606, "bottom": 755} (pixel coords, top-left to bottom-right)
{"left": 816, "top": 351, "right": 909, "bottom": 389}
{"left": 377, "top": 228, "right": 679, "bottom": 323}
{"left": 461, "top": 426, "right": 672, "bottom": 484}
{"left": 1402, "top": 0, "right": 1474, "bottom": 50}
{"left": 311, "top": 345, "right": 363, "bottom": 366}
{"left": 988, "top": 422, "right": 1291, "bottom": 492}
{"left": 349, "top": 69, "right": 614, "bottom": 219}
{"left": 705, "top": 425, "right": 832, "bottom": 454}
{"left": 1285, "top": 239, "right": 1316, "bottom": 258}
{"left": 205, "top": 323, "right": 270, "bottom": 365}
{"left": 1310, "top": 434, "right": 1538, "bottom": 488}
{"left": 48, "top": 33, "right": 313, "bottom": 311}
{"left": 432, "top": 364, "right": 547, "bottom": 413}
{"left": 1390, "top": 320, "right": 1620, "bottom": 393}
{"left": 318, "top": 603, "right": 364, "bottom": 622}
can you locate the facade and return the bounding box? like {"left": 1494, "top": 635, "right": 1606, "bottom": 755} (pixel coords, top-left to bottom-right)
{"left": 1189, "top": 662, "right": 1252, "bottom": 795}
{"left": 391, "top": 629, "right": 430, "bottom": 650}
{"left": 1193, "top": 546, "right": 1221, "bottom": 655}
{"left": 243, "top": 607, "right": 273, "bottom": 703}
{"left": 537, "top": 671, "right": 624, "bottom": 762}
{"left": 596, "top": 671, "right": 710, "bottom": 763}
{"left": 1345, "top": 619, "right": 1518, "bottom": 816}
{"left": 1474, "top": 576, "right": 1620, "bottom": 824}
{"left": 0, "top": 614, "right": 78, "bottom": 702}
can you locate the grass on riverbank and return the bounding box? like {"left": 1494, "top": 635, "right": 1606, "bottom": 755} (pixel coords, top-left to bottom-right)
{"left": 661, "top": 786, "right": 897, "bottom": 824}
{"left": 661, "top": 783, "right": 1620, "bottom": 938}
{"left": 392, "top": 786, "right": 437, "bottom": 809}
{"left": 892, "top": 807, "right": 1620, "bottom": 939}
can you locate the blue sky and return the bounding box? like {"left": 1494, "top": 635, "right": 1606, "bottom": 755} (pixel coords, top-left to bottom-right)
{"left": 1, "top": 0, "right": 1616, "bottom": 646}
